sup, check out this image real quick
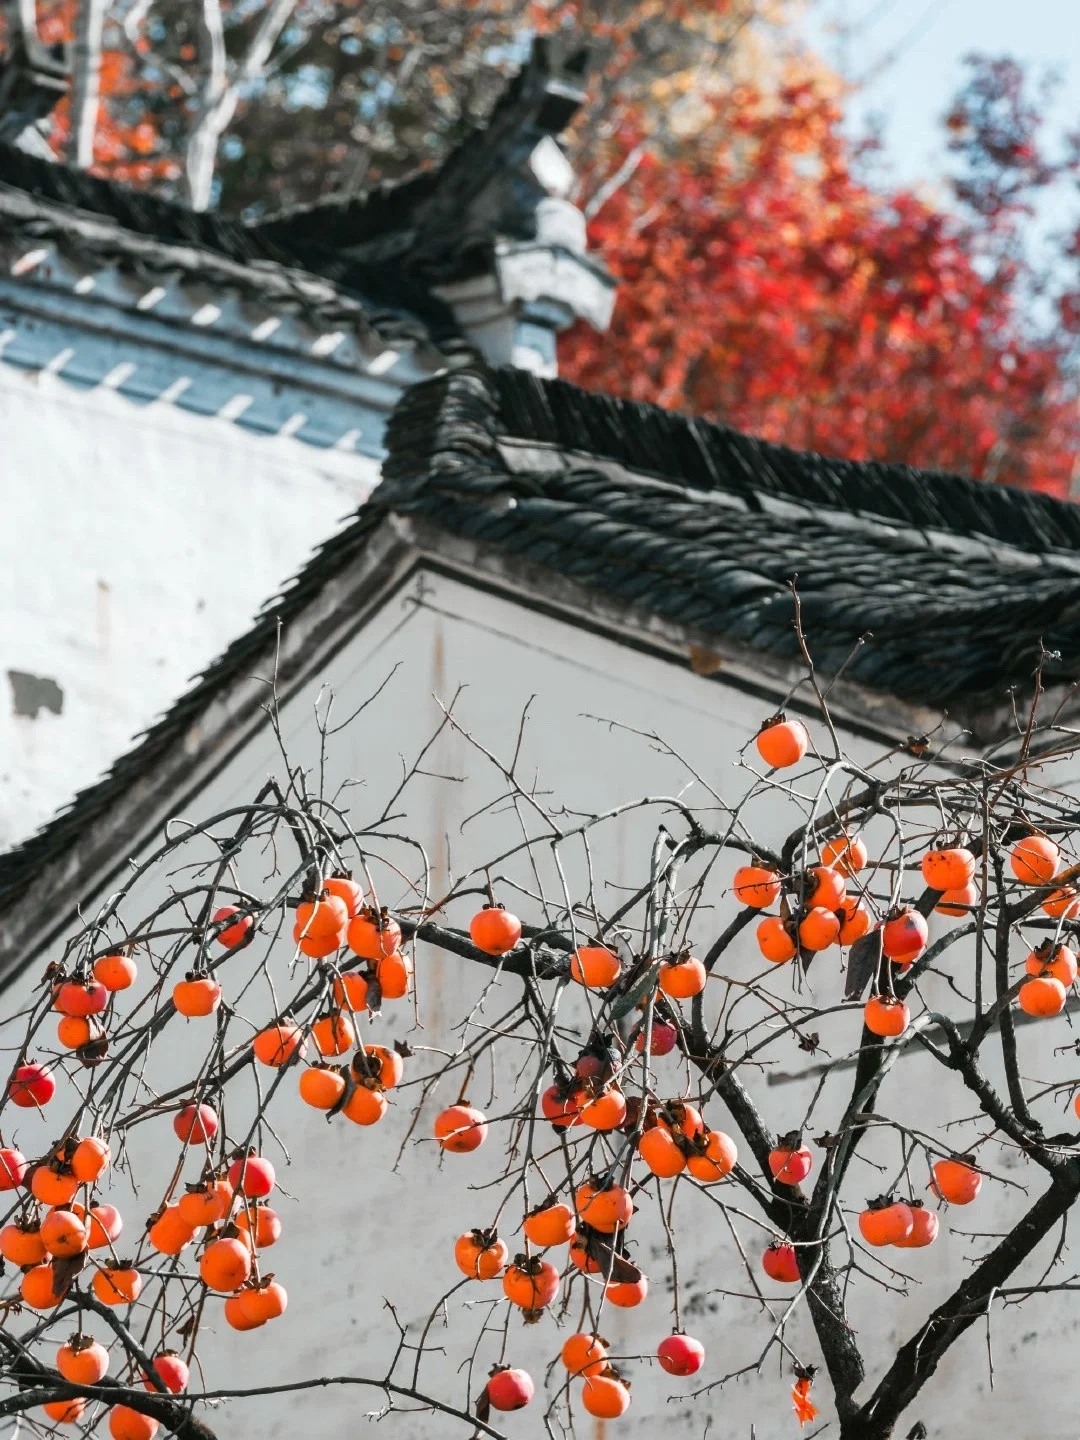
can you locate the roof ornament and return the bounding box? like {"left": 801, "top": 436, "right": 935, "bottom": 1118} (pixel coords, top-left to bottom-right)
{"left": 0, "top": 25, "right": 68, "bottom": 160}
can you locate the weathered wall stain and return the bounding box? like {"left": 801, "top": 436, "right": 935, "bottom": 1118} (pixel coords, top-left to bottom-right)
{"left": 7, "top": 669, "right": 63, "bottom": 719}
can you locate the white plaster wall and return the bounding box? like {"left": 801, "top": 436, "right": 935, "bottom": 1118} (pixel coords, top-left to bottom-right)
{"left": 1, "top": 572, "right": 1076, "bottom": 1440}
{"left": 0, "top": 362, "right": 381, "bottom": 850}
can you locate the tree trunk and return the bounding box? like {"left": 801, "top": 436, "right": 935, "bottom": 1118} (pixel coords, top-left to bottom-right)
{"left": 68, "top": 0, "right": 108, "bottom": 168}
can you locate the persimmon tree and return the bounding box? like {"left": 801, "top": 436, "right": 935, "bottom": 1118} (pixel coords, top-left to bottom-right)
{"left": 5, "top": 660, "right": 1080, "bottom": 1438}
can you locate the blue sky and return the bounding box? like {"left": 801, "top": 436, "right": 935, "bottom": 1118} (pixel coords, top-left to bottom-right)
{"left": 807, "top": 0, "right": 1080, "bottom": 216}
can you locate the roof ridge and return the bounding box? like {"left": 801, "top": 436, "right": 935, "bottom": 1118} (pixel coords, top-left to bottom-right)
{"left": 490, "top": 370, "right": 1080, "bottom": 554}
{"left": 248, "top": 37, "right": 590, "bottom": 284}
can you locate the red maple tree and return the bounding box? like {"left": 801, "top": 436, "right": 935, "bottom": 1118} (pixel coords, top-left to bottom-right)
{"left": 562, "top": 64, "right": 1080, "bottom": 497}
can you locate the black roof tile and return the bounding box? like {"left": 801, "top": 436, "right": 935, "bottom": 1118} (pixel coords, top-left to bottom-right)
{"left": 380, "top": 365, "right": 1080, "bottom": 711}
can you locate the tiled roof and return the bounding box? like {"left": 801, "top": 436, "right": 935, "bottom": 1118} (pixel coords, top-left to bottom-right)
{"left": 379, "top": 366, "right": 1080, "bottom": 711}
{"left": 0, "top": 141, "right": 459, "bottom": 349}
{"left": 0, "top": 35, "right": 590, "bottom": 351}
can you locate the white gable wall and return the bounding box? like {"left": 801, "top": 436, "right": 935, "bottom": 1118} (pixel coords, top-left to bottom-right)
{"left": 0, "top": 360, "right": 382, "bottom": 850}
{"left": 1, "top": 569, "right": 1075, "bottom": 1440}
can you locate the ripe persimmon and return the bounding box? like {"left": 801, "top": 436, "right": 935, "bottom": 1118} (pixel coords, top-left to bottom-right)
{"left": 757, "top": 915, "right": 796, "bottom": 963}
{"left": 253, "top": 1022, "right": 307, "bottom": 1068}
{"left": 658, "top": 954, "right": 707, "bottom": 998}
{"left": 174, "top": 1101, "right": 218, "bottom": 1145}
{"left": 470, "top": 905, "right": 523, "bottom": 954}
{"left": 173, "top": 975, "right": 221, "bottom": 1017}
{"left": 293, "top": 893, "right": 349, "bottom": 943}
{"left": 311, "top": 1012, "right": 355, "bottom": 1057}
{"left": 639, "top": 1126, "right": 686, "bottom": 1177}
{"left": 347, "top": 910, "right": 402, "bottom": 961}
{"left": 864, "top": 995, "right": 910, "bottom": 1038}
{"left": 323, "top": 875, "right": 364, "bottom": 917}
{"left": 237, "top": 1279, "right": 287, "bottom": 1324}
{"left": 1044, "top": 886, "right": 1080, "bottom": 919}
{"left": 657, "top": 1333, "right": 705, "bottom": 1376}
{"left": 109, "top": 1406, "right": 159, "bottom": 1440}
{"left": 931, "top": 1158, "right": 982, "bottom": 1204}
{"left": 41, "top": 1208, "right": 88, "bottom": 1257}
{"left": 227, "top": 1154, "right": 275, "bottom": 1198}
{"left": 805, "top": 866, "right": 846, "bottom": 911}
{"left": 148, "top": 1207, "right": 195, "bottom": 1256}
{"left": 768, "top": 1140, "right": 811, "bottom": 1185}
{"left": 94, "top": 952, "right": 137, "bottom": 991}
{"left": 576, "top": 1182, "right": 632, "bottom": 1233}
{"left": 342, "top": 1084, "right": 388, "bottom": 1126}
{"left": 57, "top": 1335, "right": 109, "bottom": 1384}
{"left": 820, "top": 833, "right": 868, "bottom": 875}
{"left": 21, "top": 1263, "right": 64, "bottom": 1308}
{"left": 570, "top": 945, "right": 621, "bottom": 988}
{"left": 56, "top": 1015, "right": 95, "bottom": 1049}
{"left": 0, "top": 1146, "right": 26, "bottom": 1190}
{"left": 8, "top": 1063, "right": 55, "bottom": 1108}
{"left": 144, "top": 1352, "right": 189, "bottom": 1393}
{"left": 502, "top": 1257, "right": 559, "bottom": 1310}
{"left": 799, "top": 907, "right": 840, "bottom": 951}
{"left": 31, "top": 1164, "right": 79, "bottom": 1207}
{"left": 762, "top": 1242, "right": 800, "bottom": 1283}
{"left": 43, "top": 1398, "right": 86, "bottom": 1424}
{"left": 606, "top": 1275, "right": 648, "bottom": 1307}
{"left": 562, "top": 1333, "right": 607, "bottom": 1377}
{"left": 87, "top": 1203, "right": 123, "bottom": 1249}
{"left": 179, "top": 1183, "right": 229, "bottom": 1229}
{"left": 523, "top": 1202, "right": 575, "bottom": 1248}
{"left": 541, "top": 1083, "right": 584, "bottom": 1129}
{"left": 296, "top": 931, "right": 342, "bottom": 959}
{"left": 881, "top": 908, "right": 928, "bottom": 961}
{"left": 224, "top": 1291, "right": 265, "bottom": 1331}
{"left": 657, "top": 1100, "right": 703, "bottom": 1141}
{"left": 199, "top": 1235, "right": 252, "bottom": 1292}
{"left": 858, "top": 1199, "right": 913, "bottom": 1246}
{"left": 732, "top": 864, "right": 781, "bottom": 908}
{"left": 920, "top": 847, "right": 976, "bottom": 891}
{"left": 434, "top": 1104, "right": 487, "bottom": 1152}
{"left": 331, "top": 972, "right": 369, "bottom": 1012}
{"left": 894, "top": 1202, "right": 938, "bottom": 1248}
{"left": 936, "top": 882, "right": 978, "bottom": 917}
{"left": 686, "top": 1129, "right": 738, "bottom": 1182}
{"left": 1010, "top": 834, "right": 1059, "bottom": 885}
{"left": 71, "top": 1135, "right": 111, "bottom": 1183}
{"left": 569, "top": 1236, "right": 601, "bottom": 1274}
{"left": 93, "top": 1263, "right": 142, "bottom": 1305}
{"left": 579, "top": 1087, "right": 627, "bottom": 1131}
{"left": 234, "top": 1203, "right": 281, "bottom": 1249}
{"left": 1025, "top": 942, "right": 1077, "bottom": 986}
{"left": 0, "top": 1220, "right": 46, "bottom": 1266}
{"left": 213, "top": 905, "right": 254, "bottom": 948}
{"left": 299, "top": 1065, "right": 346, "bottom": 1110}
{"left": 376, "top": 951, "right": 412, "bottom": 999}
{"left": 755, "top": 716, "right": 809, "bottom": 768}
{"left": 487, "top": 1368, "right": 534, "bottom": 1412}
{"left": 838, "top": 897, "right": 872, "bottom": 945}
{"left": 455, "top": 1228, "right": 508, "bottom": 1279}
{"left": 54, "top": 979, "right": 108, "bottom": 1017}
{"left": 355, "top": 1044, "right": 404, "bottom": 1089}
{"left": 581, "top": 1373, "right": 631, "bottom": 1418}
{"left": 1018, "top": 974, "right": 1067, "bottom": 1017}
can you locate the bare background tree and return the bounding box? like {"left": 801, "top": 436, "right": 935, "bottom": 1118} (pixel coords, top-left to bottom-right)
{"left": 0, "top": 0, "right": 797, "bottom": 209}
